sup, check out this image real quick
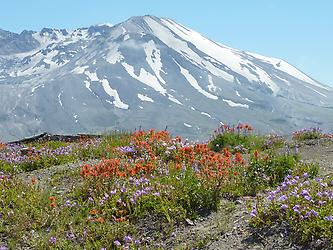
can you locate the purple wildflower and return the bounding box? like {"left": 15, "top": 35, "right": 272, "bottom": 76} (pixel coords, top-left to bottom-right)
{"left": 267, "top": 194, "right": 275, "bottom": 201}
{"left": 114, "top": 240, "right": 121, "bottom": 246}
{"left": 48, "top": 236, "right": 57, "bottom": 245}
{"left": 66, "top": 232, "right": 76, "bottom": 240}
{"left": 118, "top": 146, "right": 135, "bottom": 154}
{"left": 64, "top": 199, "right": 71, "bottom": 207}
{"left": 250, "top": 205, "right": 257, "bottom": 217}
{"left": 293, "top": 205, "right": 301, "bottom": 214}
{"left": 311, "top": 209, "right": 318, "bottom": 217}
{"left": 280, "top": 204, "right": 288, "bottom": 210}
{"left": 324, "top": 215, "right": 333, "bottom": 221}
{"left": 304, "top": 195, "right": 312, "bottom": 201}
{"left": 278, "top": 195, "right": 288, "bottom": 202}
{"left": 301, "top": 189, "right": 310, "bottom": 196}
{"left": 318, "top": 200, "right": 326, "bottom": 205}
{"left": 124, "top": 235, "right": 132, "bottom": 243}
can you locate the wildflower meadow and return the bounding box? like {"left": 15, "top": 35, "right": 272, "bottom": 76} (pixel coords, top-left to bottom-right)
{"left": 0, "top": 125, "right": 331, "bottom": 249}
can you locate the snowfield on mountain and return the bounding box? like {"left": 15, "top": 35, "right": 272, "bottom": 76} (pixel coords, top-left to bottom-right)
{"left": 0, "top": 15, "right": 332, "bottom": 141}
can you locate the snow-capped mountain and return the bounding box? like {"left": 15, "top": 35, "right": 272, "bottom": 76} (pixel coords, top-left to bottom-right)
{"left": 0, "top": 15, "right": 332, "bottom": 141}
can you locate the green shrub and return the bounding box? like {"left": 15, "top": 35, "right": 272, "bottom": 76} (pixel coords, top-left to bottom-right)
{"left": 209, "top": 131, "right": 264, "bottom": 153}
{"left": 292, "top": 128, "right": 322, "bottom": 141}
{"left": 222, "top": 152, "right": 319, "bottom": 197}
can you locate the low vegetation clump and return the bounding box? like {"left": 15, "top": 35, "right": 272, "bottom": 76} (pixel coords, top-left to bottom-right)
{"left": 236, "top": 150, "right": 318, "bottom": 196}
{"left": 209, "top": 123, "right": 285, "bottom": 153}
{"left": 292, "top": 127, "right": 333, "bottom": 141}
{"left": 262, "top": 134, "right": 286, "bottom": 150}
{"left": 209, "top": 123, "right": 263, "bottom": 153}
{"left": 0, "top": 133, "right": 131, "bottom": 172}
{"left": 0, "top": 125, "right": 329, "bottom": 249}
{"left": 251, "top": 174, "right": 333, "bottom": 245}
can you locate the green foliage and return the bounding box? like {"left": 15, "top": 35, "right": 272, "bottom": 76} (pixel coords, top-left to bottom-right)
{"left": 165, "top": 168, "right": 220, "bottom": 219}
{"left": 222, "top": 152, "right": 319, "bottom": 197}
{"left": 209, "top": 132, "right": 264, "bottom": 153}
{"left": 293, "top": 128, "right": 322, "bottom": 141}
{"left": 251, "top": 175, "right": 333, "bottom": 245}
{"left": 245, "top": 154, "right": 299, "bottom": 191}
{"left": 0, "top": 128, "right": 327, "bottom": 249}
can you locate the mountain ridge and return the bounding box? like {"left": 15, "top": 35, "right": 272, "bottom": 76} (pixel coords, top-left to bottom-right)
{"left": 0, "top": 15, "right": 332, "bottom": 142}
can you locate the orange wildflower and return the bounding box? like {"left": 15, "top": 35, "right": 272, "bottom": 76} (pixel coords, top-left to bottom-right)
{"left": 31, "top": 177, "right": 37, "bottom": 185}
{"left": 96, "top": 217, "right": 105, "bottom": 223}
{"left": 223, "top": 148, "right": 231, "bottom": 158}
{"left": 49, "top": 196, "right": 56, "bottom": 202}
{"left": 234, "top": 152, "right": 244, "bottom": 164}
{"left": 253, "top": 150, "right": 259, "bottom": 159}
{"left": 115, "top": 216, "right": 128, "bottom": 222}
{"left": 116, "top": 210, "right": 125, "bottom": 216}
{"left": 89, "top": 209, "right": 99, "bottom": 215}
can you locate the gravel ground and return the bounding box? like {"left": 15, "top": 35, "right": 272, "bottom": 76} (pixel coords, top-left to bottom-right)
{"left": 203, "top": 138, "right": 333, "bottom": 250}
{"left": 297, "top": 138, "right": 333, "bottom": 177}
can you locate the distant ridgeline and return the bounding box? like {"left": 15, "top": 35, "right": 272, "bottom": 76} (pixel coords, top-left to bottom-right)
{"left": 8, "top": 133, "right": 101, "bottom": 144}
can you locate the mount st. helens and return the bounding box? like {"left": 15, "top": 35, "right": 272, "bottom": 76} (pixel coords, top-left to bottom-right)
{"left": 0, "top": 15, "right": 332, "bottom": 141}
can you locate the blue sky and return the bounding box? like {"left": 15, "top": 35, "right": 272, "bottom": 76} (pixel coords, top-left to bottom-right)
{"left": 1, "top": 0, "right": 332, "bottom": 86}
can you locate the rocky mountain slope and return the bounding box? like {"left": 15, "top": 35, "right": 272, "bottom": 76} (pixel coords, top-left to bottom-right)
{"left": 0, "top": 15, "right": 332, "bottom": 141}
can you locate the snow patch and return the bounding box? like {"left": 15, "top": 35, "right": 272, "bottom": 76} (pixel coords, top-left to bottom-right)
{"left": 201, "top": 112, "right": 212, "bottom": 118}
{"left": 31, "top": 84, "right": 44, "bottom": 93}
{"left": 85, "top": 71, "right": 99, "bottom": 82}
{"left": 101, "top": 79, "right": 129, "bottom": 109}
{"left": 248, "top": 52, "right": 329, "bottom": 90}
{"left": 304, "top": 85, "right": 327, "bottom": 98}
{"left": 73, "top": 113, "right": 79, "bottom": 123}
{"left": 122, "top": 62, "right": 167, "bottom": 95}
{"left": 144, "top": 17, "right": 234, "bottom": 82}
{"left": 143, "top": 40, "right": 166, "bottom": 84}
{"left": 106, "top": 44, "right": 124, "bottom": 64}
{"left": 244, "top": 98, "right": 254, "bottom": 103}
{"left": 274, "top": 75, "right": 290, "bottom": 85}
{"left": 168, "top": 94, "right": 183, "bottom": 105}
{"left": 138, "top": 93, "right": 154, "bottom": 102}
{"left": 207, "top": 75, "right": 219, "bottom": 93}
{"left": 58, "top": 92, "right": 63, "bottom": 107}
{"left": 184, "top": 123, "right": 192, "bottom": 128}
{"left": 175, "top": 61, "right": 218, "bottom": 100}
{"left": 73, "top": 65, "right": 89, "bottom": 74}
{"left": 123, "top": 34, "right": 130, "bottom": 41}
{"left": 160, "top": 18, "right": 279, "bottom": 93}
{"left": 223, "top": 99, "right": 249, "bottom": 108}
